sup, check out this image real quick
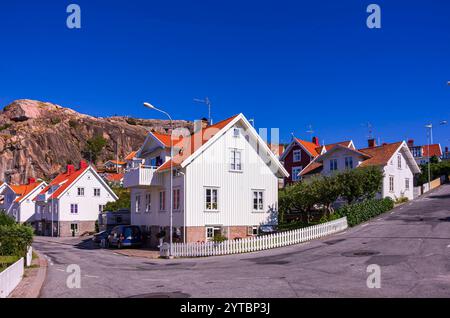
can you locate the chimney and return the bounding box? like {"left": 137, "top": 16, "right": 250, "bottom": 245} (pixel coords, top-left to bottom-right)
{"left": 368, "top": 138, "right": 376, "bottom": 148}
{"left": 194, "top": 120, "right": 203, "bottom": 133}
{"left": 446, "top": 146, "right": 449, "bottom": 153}
{"left": 407, "top": 139, "right": 414, "bottom": 147}
{"left": 312, "top": 136, "right": 319, "bottom": 146}
{"left": 28, "top": 177, "right": 36, "bottom": 184}
{"left": 79, "top": 160, "right": 88, "bottom": 169}
{"left": 67, "top": 164, "right": 75, "bottom": 175}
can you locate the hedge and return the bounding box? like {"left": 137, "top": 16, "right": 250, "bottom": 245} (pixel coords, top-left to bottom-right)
{"left": 0, "top": 224, "right": 34, "bottom": 257}
{"left": 336, "top": 198, "right": 394, "bottom": 227}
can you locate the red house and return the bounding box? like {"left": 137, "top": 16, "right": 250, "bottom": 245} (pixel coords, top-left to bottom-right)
{"left": 280, "top": 136, "right": 354, "bottom": 185}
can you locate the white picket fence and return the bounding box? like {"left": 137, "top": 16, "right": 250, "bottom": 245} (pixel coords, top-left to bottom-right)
{"left": 166, "top": 217, "right": 348, "bottom": 258}
{"left": 0, "top": 257, "right": 24, "bottom": 298}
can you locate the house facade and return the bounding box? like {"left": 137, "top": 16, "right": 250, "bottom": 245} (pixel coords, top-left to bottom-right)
{"left": 407, "top": 139, "right": 443, "bottom": 165}
{"left": 280, "top": 136, "right": 354, "bottom": 185}
{"left": 124, "top": 114, "right": 289, "bottom": 246}
{"left": 300, "top": 140, "right": 421, "bottom": 200}
{"left": 0, "top": 178, "right": 47, "bottom": 224}
{"left": 34, "top": 161, "right": 118, "bottom": 236}
{"left": 0, "top": 182, "right": 6, "bottom": 207}
{"left": 103, "top": 160, "right": 127, "bottom": 173}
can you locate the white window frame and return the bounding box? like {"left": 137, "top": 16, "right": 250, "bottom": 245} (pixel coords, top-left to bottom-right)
{"left": 135, "top": 195, "right": 141, "bottom": 213}
{"left": 345, "top": 156, "right": 353, "bottom": 169}
{"left": 145, "top": 193, "right": 151, "bottom": 213}
{"left": 159, "top": 191, "right": 166, "bottom": 212}
{"left": 173, "top": 189, "right": 181, "bottom": 211}
{"left": 70, "top": 223, "right": 79, "bottom": 234}
{"left": 292, "top": 166, "right": 302, "bottom": 182}
{"left": 330, "top": 159, "right": 338, "bottom": 171}
{"left": 248, "top": 225, "right": 259, "bottom": 236}
{"left": 204, "top": 187, "right": 219, "bottom": 212}
{"left": 389, "top": 175, "right": 394, "bottom": 193}
{"left": 206, "top": 226, "right": 222, "bottom": 241}
{"left": 77, "top": 187, "right": 85, "bottom": 196}
{"left": 252, "top": 190, "right": 265, "bottom": 212}
{"left": 70, "top": 204, "right": 78, "bottom": 214}
{"left": 293, "top": 149, "right": 302, "bottom": 162}
{"left": 229, "top": 148, "right": 242, "bottom": 172}
{"left": 405, "top": 178, "right": 410, "bottom": 191}
{"left": 233, "top": 127, "right": 241, "bottom": 138}
{"left": 94, "top": 188, "right": 101, "bottom": 197}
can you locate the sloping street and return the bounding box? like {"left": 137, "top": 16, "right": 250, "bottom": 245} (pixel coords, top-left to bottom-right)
{"left": 34, "top": 184, "right": 450, "bottom": 298}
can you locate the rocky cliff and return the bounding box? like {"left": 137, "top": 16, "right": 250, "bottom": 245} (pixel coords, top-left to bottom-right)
{"left": 0, "top": 99, "right": 193, "bottom": 183}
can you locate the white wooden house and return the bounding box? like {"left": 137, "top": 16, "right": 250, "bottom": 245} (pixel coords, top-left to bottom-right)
{"left": 0, "top": 178, "right": 47, "bottom": 224}
{"left": 124, "top": 113, "right": 289, "bottom": 246}
{"left": 300, "top": 139, "right": 421, "bottom": 200}
{"left": 34, "top": 161, "right": 118, "bottom": 236}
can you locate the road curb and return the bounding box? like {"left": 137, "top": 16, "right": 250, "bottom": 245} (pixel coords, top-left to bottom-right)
{"left": 9, "top": 250, "right": 48, "bottom": 298}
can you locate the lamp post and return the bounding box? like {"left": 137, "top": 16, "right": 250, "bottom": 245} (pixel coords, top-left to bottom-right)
{"left": 143, "top": 102, "right": 174, "bottom": 258}
{"left": 425, "top": 120, "right": 448, "bottom": 190}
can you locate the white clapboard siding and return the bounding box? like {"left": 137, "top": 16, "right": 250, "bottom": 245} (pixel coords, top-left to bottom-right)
{"left": 168, "top": 217, "right": 348, "bottom": 258}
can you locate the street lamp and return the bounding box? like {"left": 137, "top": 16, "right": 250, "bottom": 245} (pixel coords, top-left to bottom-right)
{"left": 424, "top": 120, "right": 448, "bottom": 190}
{"left": 143, "top": 102, "right": 174, "bottom": 258}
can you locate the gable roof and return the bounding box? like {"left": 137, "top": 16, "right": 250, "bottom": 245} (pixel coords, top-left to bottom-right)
{"left": 104, "top": 173, "right": 124, "bottom": 182}
{"left": 280, "top": 138, "right": 354, "bottom": 161}
{"left": 316, "top": 140, "right": 354, "bottom": 154}
{"left": 9, "top": 182, "right": 46, "bottom": 203}
{"left": 38, "top": 165, "right": 118, "bottom": 200}
{"left": 300, "top": 141, "right": 421, "bottom": 176}
{"left": 105, "top": 160, "right": 126, "bottom": 166}
{"left": 157, "top": 114, "right": 289, "bottom": 178}
{"left": 422, "top": 144, "right": 442, "bottom": 157}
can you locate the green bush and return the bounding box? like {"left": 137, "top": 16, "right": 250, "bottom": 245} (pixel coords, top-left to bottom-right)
{"left": 104, "top": 187, "right": 130, "bottom": 211}
{"left": 0, "top": 223, "right": 34, "bottom": 257}
{"left": 212, "top": 234, "right": 227, "bottom": 243}
{"left": 0, "top": 211, "right": 16, "bottom": 226}
{"left": 336, "top": 198, "right": 394, "bottom": 227}
{"left": 395, "top": 197, "right": 409, "bottom": 204}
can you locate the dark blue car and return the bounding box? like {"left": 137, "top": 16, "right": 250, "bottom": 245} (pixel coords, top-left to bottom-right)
{"left": 108, "top": 225, "right": 142, "bottom": 249}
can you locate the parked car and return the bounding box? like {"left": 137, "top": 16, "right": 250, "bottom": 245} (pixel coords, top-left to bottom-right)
{"left": 108, "top": 225, "right": 142, "bottom": 249}
{"left": 92, "top": 230, "right": 111, "bottom": 246}
{"left": 259, "top": 225, "right": 277, "bottom": 235}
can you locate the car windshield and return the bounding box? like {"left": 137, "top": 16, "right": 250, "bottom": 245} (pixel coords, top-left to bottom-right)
{"left": 124, "top": 227, "right": 139, "bottom": 237}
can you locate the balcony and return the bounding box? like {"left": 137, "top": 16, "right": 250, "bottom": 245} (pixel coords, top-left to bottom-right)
{"left": 123, "top": 166, "right": 162, "bottom": 188}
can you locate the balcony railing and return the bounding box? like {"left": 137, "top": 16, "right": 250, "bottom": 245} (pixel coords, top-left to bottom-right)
{"left": 123, "top": 165, "right": 162, "bottom": 188}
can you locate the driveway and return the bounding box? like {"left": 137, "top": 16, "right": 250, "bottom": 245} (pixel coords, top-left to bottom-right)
{"left": 34, "top": 184, "right": 450, "bottom": 298}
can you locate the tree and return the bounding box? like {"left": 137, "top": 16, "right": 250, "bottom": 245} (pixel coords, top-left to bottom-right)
{"left": 104, "top": 187, "right": 131, "bottom": 211}
{"left": 83, "top": 135, "right": 107, "bottom": 164}
{"left": 309, "top": 175, "right": 342, "bottom": 216}
{"left": 360, "top": 166, "right": 384, "bottom": 200}
{"left": 336, "top": 169, "right": 365, "bottom": 204}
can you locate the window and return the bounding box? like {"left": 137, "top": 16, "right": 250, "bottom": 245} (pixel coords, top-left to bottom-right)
{"left": 70, "top": 223, "right": 78, "bottom": 234}
{"left": 94, "top": 188, "right": 101, "bottom": 197}
{"left": 248, "top": 226, "right": 259, "bottom": 236}
{"left": 330, "top": 159, "right": 338, "bottom": 171}
{"left": 233, "top": 127, "right": 240, "bottom": 137}
{"left": 292, "top": 166, "right": 302, "bottom": 182}
{"left": 205, "top": 188, "right": 218, "bottom": 211}
{"left": 98, "top": 205, "right": 105, "bottom": 212}
{"left": 70, "top": 204, "right": 78, "bottom": 214}
{"left": 389, "top": 176, "right": 394, "bottom": 192}
{"left": 173, "top": 189, "right": 181, "bottom": 210}
{"left": 345, "top": 157, "right": 353, "bottom": 169}
{"left": 159, "top": 191, "right": 166, "bottom": 211}
{"left": 145, "top": 194, "right": 151, "bottom": 213}
{"left": 77, "top": 187, "right": 84, "bottom": 196}
{"left": 397, "top": 154, "right": 402, "bottom": 169}
{"left": 206, "top": 226, "right": 222, "bottom": 240}
{"left": 135, "top": 195, "right": 141, "bottom": 213}
{"left": 293, "top": 150, "right": 302, "bottom": 162}
{"left": 405, "top": 178, "right": 410, "bottom": 191}
{"left": 252, "top": 190, "right": 264, "bottom": 211}
{"left": 230, "top": 149, "right": 242, "bottom": 171}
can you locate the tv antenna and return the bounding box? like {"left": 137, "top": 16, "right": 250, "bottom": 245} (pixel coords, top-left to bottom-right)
{"left": 306, "top": 124, "right": 314, "bottom": 138}
{"left": 193, "top": 97, "right": 212, "bottom": 125}
{"left": 363, "top": 122, "right": 374, "bottom": 139}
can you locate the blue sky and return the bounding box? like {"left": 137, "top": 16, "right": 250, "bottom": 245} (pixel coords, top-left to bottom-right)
{"left": 0, "top": 0, "right": 449, "bottom": 148}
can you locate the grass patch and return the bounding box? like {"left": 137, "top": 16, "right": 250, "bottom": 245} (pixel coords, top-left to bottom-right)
{"left": 0, "top": 255, "right": 20, "bottom": 272}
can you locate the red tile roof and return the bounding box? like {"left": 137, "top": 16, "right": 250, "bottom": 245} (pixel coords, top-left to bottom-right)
{"left": 104, "top": 173, "right": 124, "bottom": 182}
{"left": 358, "top": 142, "right": 403, "bottom": 167}
{"left": 38, "top": 166, "right": 89, "bottom": 200}
{"left": 295, "top": 138, "right": 320, "bottom": 157}
{"left": 152, "top": 132, "right": 183, "bottom": 148}
{"left": 106, "top": 160, "right": 126, "bottom": 165}
{"left": 157, "top": 115, "right": 239, "bottom": 172}
{"left": 422, "top": 144, "right": 442, "bottom": 157}
{"left": 10, "top": 182, "right": 43, "bottom": 203}
{"left": 299, "top": 162, "right": 323, "bottom": 176}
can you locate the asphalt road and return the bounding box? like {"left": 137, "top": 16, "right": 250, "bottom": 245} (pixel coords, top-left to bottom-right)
{"left": 34, "top": 184, "right": 450, "bottom": 298}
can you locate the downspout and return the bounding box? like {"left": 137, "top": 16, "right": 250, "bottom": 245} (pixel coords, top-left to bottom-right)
{"left": 179, "top": 171, "right": 187, "bottom": 243}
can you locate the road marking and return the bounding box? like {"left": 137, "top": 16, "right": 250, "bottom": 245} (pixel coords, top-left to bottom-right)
{"left": 447, "top": 244, "right": 450, "bottom": 248}
{"left": 361, "top": 224, "right": 369, "bottom": 227}
{"left": 56, "top": 268, "right": 65, "bottom": 272}
{"left": 390, "top": 211, "right": 395, "bottom": 214}
{"left": 399, "top": 207, "right": 403, "bottom": 210}
{"left": 84, "top": 275, "right": 99, "bottom": 278}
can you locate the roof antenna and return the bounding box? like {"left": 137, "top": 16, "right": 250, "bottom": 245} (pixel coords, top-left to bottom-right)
{"left": 193, "top": 97, "right": 212, "bottom": 125}
{"left": 306, "top": 124, "right": 314, "bottom": 138}
{"left": 363, "top": 122, "right": 373, "bottom": 139}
